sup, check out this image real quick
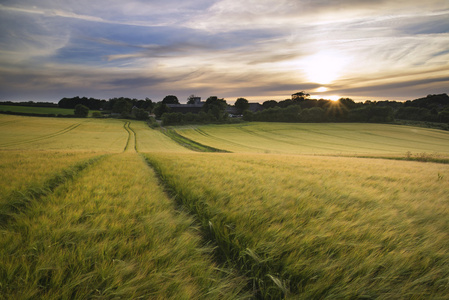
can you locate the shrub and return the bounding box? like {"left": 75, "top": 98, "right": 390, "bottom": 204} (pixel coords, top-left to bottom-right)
{"left": 74, "top": 104, "right": 89, "bottom": 118}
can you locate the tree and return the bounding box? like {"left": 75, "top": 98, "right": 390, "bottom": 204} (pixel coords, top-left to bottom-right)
{"left": 299, "top": 107, "right": 326, "bottom": 122}
{"left": 187, "top": 95, "right": 198, "bottom": 104}
{"left": 112, "top": 98, "right": 132, "bottom": 116}
{"left": 74, "top": 104, "right": 89, "bottom": 117}
{"left": 395, "top": 107, "right": 431, "bottom": 121}
{"left": 234, "top": 98, "right": 249, "bottom": 114}
{"left": 202, "top": 96, "right": 228, "bottom": 120}
{"left": 278, "top": 99, "right": 294, "bottom": 108}
{"left": 439, "top": 109, "right": 449, "bottom": 123}
{"left": 292, "top": 91, "right": 310, "bottom": 101}
{"left": 262, "top": 100, "right": 278, "bottom": 109}
{"left": 338, "top": 98, "right": 357, "bottom": 110}
{"left": 133, "top": 107, "right": 149, "bottom": 120}
{"left": 153, "top": 102, "right": 170, "bottom": 119}
{"left": 162, "top": 95, "right": 179, "bottom": 104}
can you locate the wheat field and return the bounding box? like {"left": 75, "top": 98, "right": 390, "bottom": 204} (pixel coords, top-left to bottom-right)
{"left": 1, "top": 114, "right": 449, "bottom": 298}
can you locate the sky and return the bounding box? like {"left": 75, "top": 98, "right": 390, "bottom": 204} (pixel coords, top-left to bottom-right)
{"left": 0, "top": 0, "right": 448, "bottom": 103}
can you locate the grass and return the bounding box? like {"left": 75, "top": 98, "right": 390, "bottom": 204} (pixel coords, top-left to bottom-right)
{"left": 144, "top": 152, "right": 449, "bottom": 298}
{"left": 0, "top": 104, "right": 103, "bottom": 117}
{"left": 0, "top": 105, "right": 75, "bottom": 115}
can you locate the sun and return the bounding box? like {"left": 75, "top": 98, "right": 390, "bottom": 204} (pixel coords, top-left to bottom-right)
{"left": 311, "top": 88, "right": 340, "bottom": 101}
{"left": 303, "top": 50, "right": 348, "bottom": 84}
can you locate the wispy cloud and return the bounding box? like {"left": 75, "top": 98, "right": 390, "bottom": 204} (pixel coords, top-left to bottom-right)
{"left": 0, "top": 0, "right": 448, "bottom": 102}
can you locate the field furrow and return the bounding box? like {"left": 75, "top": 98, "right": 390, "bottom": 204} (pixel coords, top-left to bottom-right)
{"left": 0, "top": 155, "right": 106, "bottom": 226}
{"left": 0, "top": 123, "right": 82, "bottom": 147}
{"left": 0, "top": 151, "right": 104, "bottom": 201}
{"left": 163, "top": 129, "right": 230, "bottom": 152}
{"left": 0, "top": 115, "right": 131, "bottom": 152}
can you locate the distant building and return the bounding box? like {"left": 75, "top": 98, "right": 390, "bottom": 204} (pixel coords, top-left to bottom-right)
{"left": 167, "top": 97, "right": 204, "bottom": 114}
{"left": 167, "top": 97, "right": 265, "bottom": 115}
{"left": 248, "top": 103, "right": 264, "bottom": 112}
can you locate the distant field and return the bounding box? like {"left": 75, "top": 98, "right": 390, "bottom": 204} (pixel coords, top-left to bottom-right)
{"left": 175, "top": 122, "right": 449, "bottom": 157}
{"left": 0, "top": 115, "right": 188, "bottom": 152}
{"left": 1, "top": 115, "right": 449, "bottom": 298}
{"left": 0, "top": 104, "right": 74, "bottom": 115}
{"left": 0, "top": 115, "right": 129, "bottom": 151}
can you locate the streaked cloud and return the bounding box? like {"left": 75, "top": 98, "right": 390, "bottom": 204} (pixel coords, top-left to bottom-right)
{"left": 0, "top": 0, "right": 448, "bottom": 102}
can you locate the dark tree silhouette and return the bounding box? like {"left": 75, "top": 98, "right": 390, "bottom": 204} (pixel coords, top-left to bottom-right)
{"left": 234, "top": 98, "right": 249, "bottom": 114}
{"left": 292, "top": 91, "right": 310, "bottom": 101}
{"left": 162, "top": 95, "right": 179, "bottom": 104}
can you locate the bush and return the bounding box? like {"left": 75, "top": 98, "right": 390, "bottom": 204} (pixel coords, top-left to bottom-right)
{"left": 74, "top": 104, "right": 89, "bottom": 118}
{"left": 147, "top": 117, "right": 160, "bottom": 129}
{"left": 92, "top": 111, "right": 103, "bottom": 118}
{"left": 162, "top": 112, "right": 183, "bottom": 126}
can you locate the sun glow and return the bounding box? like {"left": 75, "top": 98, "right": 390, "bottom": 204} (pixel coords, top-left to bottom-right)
{"left": 303, "top": 51, "right": 348, "bottom": 84}
{"left": 328, "top": 95, "right": 340, "bottom": 101}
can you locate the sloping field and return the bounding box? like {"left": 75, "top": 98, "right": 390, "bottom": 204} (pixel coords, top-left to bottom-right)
{"left": 175, "top": 122, "right": 449, "bottom": 156}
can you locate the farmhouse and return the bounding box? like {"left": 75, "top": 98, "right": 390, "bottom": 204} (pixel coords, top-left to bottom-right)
{"left": 166, "top": 97, "right": 203, "bottom": 114}
{"left": 167, "top": 97, "right": 264, "bottom": 115}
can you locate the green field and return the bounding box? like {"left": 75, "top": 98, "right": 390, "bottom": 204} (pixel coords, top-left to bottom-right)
{"left": 0, "top": 105, "right": 75, "bottom": 115}
{"left": 1, "top": 114, "right": 449, "bottom": 298}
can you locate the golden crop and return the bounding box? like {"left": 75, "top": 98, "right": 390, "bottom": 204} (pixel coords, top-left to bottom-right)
{"left": 1, "top": 114, "right": 449, "bottom": 298}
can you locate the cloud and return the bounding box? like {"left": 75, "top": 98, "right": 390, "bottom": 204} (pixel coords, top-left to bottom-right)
{"left": 0, "top": 0, "right": 448, "bottom": 102}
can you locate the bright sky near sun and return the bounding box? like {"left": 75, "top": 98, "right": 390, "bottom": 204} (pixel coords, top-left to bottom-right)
{"left": 0, "top": 0, "right": 448, "bottom": 103}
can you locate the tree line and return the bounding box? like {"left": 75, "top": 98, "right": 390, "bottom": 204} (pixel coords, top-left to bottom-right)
{"left": 244, "top": 93, "right": 449, "bottom": 124}
{"left": 3, "top": 93, "right": 448, "bottom": 125}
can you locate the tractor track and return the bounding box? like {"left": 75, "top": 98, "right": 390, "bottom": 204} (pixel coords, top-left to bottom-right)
{"left": 123, "top": 121, "right": 137, "bottom": 152}
{"left": 0, "top": 123, "right": 82, "bottom": 147}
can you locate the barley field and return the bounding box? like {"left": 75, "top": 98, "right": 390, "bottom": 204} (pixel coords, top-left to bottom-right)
{"left": 0, "top": 115, "right": 128, "bottom": 152}
{"left": 175, "top": 122, "right": 449, "bottom": 157}
{"left": 145, "top": 152, "right": 449, "bottom": 298}
{"left": 1, "top": 113, "right": 449, "bottom": 298}
{"left": 1, "top": 153, "right": 248, "bottom": 298}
